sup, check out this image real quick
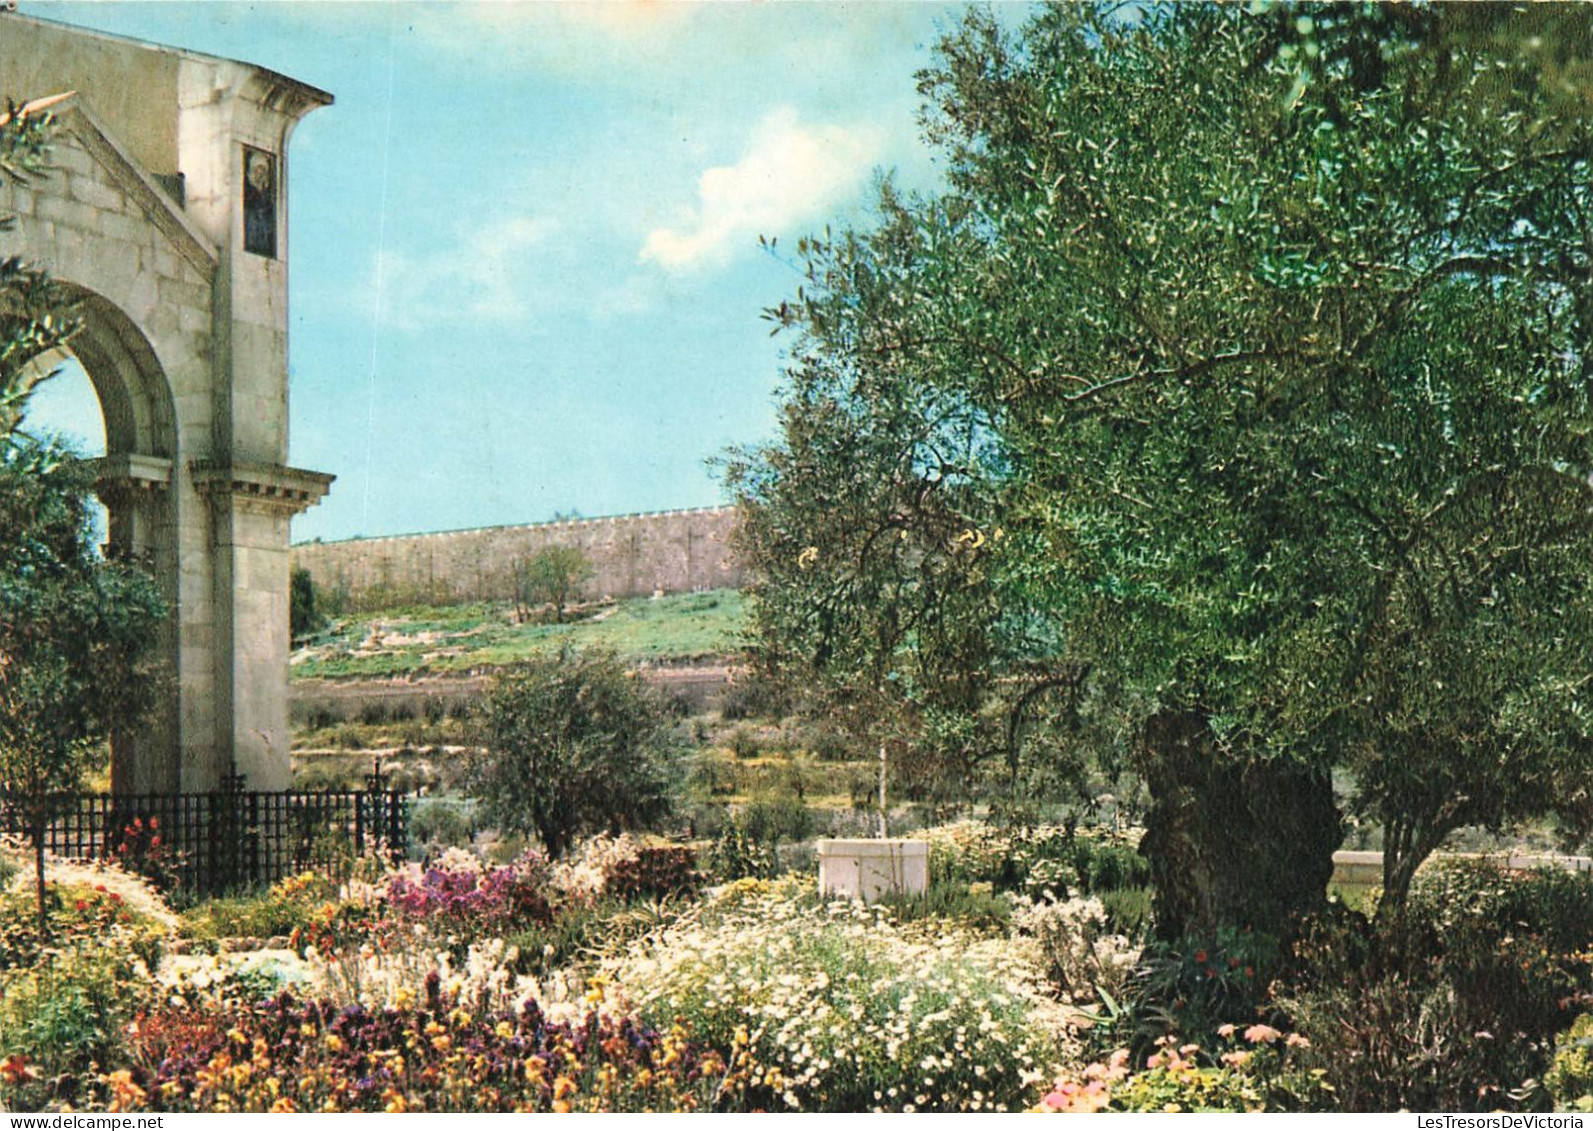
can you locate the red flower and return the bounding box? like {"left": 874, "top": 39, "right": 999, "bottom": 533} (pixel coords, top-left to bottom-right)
{"left": 74, "top": 899, "right": 88, "bottom": 912}
{"left": 148, "top": 816, "right": 159, "bottom": 830}
{"left": 1193, "top": 949, "right": 1208, "bottom": 965}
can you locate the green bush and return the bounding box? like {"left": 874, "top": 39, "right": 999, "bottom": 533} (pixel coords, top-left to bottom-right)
{"left": 737, "top": 795, "right": 812, "bottom": 845}
{"left": 1547, "top": 1014, "right": 1593, "bottom": 1112}
{"left": 1274, "top": 863, "right": 1593, "bottom": 1112}
{"left": 410, "top": 799, "right": 476, "bottom": 852}
{"left": 0, "top": 943, "right": 158, "bottom": 1101}
{"left": 179, "top": 872, "right": 340, "bottom": 943}
{"left": 708, "top": 819, "right": 781, "bottom": 882}
{"left": 470, "top": 648, "right": 679, "bottom": 859}
{"left": 877, "top": 879, "right": 1012, "bottom": 933}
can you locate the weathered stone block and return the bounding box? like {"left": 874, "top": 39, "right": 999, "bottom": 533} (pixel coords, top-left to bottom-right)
{"left": 70, "top": 173, "right": 124, "bottom": 211}
{"left": 817, "top": 839, "right": 929, "bottom": 901}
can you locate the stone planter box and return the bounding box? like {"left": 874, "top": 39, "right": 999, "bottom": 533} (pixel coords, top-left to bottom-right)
{"left": 817, "top": 838, "right": 929, "bottom": 901}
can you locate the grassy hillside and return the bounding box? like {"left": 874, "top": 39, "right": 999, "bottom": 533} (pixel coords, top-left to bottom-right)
{"left": 293, "top": 588, "right": 745, "bottom": 680}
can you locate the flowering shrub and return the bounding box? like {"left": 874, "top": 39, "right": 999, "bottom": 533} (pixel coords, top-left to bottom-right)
{"left": 1037, "top": 1027, "right": 1326, "bottom": 1113}
{"left": 1278, "top": 863, "right": 1593, "bottom": 1112}
{"left": 1009, "top": 894, "right": 1140, "bottom": 1005}
{"left": 1547, "top": 1014, "right": 1593, "bottom": 1112}
{"left": 111, "top": 817, "right": 184, "bottom": 895}
{"left": 0, "top": 882, "right": 166, "bottom": 972}
{"left": 607, "top": 878, "right": 1064, "bottom": 1111}
{"left": 386, "top": 856, "right": 556, "bottom": 934}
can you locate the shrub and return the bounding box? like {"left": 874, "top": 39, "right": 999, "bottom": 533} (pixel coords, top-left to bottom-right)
{"left": 1010, "top": 894, "right": 1140, "bottom": 1006}
{"left": 1275, "top": 862, "right": 1593, "bottom": 1113}
{"left": 877, "top": 879, "right": 1012, "bottom": 933}
{"left": 409, "top": 800, "right": 475, "bottom": 853}
{"left": 1547, "top": 1014, "right": 1593, "bottom": 1112}
{"left": 1, "top": 883, "right": 165, "bottom": 973}
{"left": 736, "top": 795, "right": 812, "bottom": 845}
{"left": 603, "top": 846, "right": 700, "bottom": 902}
{"left": 707, "top": 819, "right": 780, "bottom": 882}
{"left": 179, "top": 871, "right": 341, "bottom": 944}
{"left": 470, "top": 648, "right": 678, "bottom": 859}
{"left": 0, "top": 941, "right": 160, "bottom": 1105}
{"left": 922, "top": 821, "right": 1149, "bottom": 899}
{"left": 609, "top": 880, "right": 1063, "bottom": 1112}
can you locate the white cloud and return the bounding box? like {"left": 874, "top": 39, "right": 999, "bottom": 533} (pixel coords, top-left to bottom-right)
{"left": 640, "top": 107, "right": 882, "bottom": 273}
{"left": 377, "top": 213, "right": 561, "bottom": 332}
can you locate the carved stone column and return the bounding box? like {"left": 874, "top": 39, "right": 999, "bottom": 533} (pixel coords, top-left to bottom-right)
{"left": 192, "top": 460, "right": 333, "bottom": 790}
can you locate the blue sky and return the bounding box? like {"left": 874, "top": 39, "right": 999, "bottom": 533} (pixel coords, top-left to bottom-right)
{"left": 19, "top": 1, "right": 1017, "bottom": 543}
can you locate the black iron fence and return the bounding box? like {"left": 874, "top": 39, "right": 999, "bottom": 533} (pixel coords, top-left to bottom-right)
{"left": 0, "top": 775, "right": 407, "bottom": 896}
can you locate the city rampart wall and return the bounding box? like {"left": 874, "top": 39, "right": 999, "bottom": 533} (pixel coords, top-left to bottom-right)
{"left": 291, "top": 506, "right": 743, "bottom": 609}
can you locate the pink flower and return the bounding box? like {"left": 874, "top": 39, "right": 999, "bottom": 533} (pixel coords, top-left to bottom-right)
{"left": 1216, "top": 1023, "right": 1237, "bottom": 1039}
{"left": 1285, "top": 1033, "right": 1311, "bottom": 1049}
{"left": 1244, "top": 1024, "right": 1282, "bottom": 1044}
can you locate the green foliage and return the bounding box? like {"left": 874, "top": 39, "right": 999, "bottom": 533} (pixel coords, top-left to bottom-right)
{"left": 735, "top": 794, "right": 812, "bottom": 846}
{"left": 876, "top": 878, "right": 1011, "bottom": 933}
{"left": 707, "top": 818, "right": 781, "bottom": 882}
{"left": 0, "top": 945, "right": 157, "bottom": 1096}
{"left": 290, "top": 567, "right": 324, "bottom": 642}
{"left": 729, "top": 1, "right": 1593, "bottom": 938}
{"left": 469, "top": 648, "right": 678, "bottom": 859}
{"left": 178, "top": 872, "right": 341, "bottom": 944}
{"left": 513, "top": 544, "right": 595, "bottom": 624}
{"left": 1278, "top": 862, "right": 1593, "bottom": 1112}
{"left": 290, "top": 589, "right": 745, "bottom": 680}
{"left": 1547, "top": 1014, "right": 1593, "bottom": 1113}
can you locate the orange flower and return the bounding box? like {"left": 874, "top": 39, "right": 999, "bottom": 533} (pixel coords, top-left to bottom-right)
{"left": 1, "top": 1054, "right": 37, "bottom": 1084}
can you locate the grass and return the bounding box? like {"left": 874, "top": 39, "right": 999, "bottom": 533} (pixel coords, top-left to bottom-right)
{"left": 293, "top": 589, "right": 746, "bottom": 680}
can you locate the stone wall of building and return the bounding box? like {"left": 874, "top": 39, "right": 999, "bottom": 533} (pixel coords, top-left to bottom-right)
{"left": 291, "top": 507, "right": 745, "bottom": 609}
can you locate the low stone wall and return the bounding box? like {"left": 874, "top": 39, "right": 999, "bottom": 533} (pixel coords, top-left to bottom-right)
{"left": 1331, "top": 849, "right": 1593, "bottom": 890}
{"left": 291, "top": 506, "right": 743, "bottom": 610}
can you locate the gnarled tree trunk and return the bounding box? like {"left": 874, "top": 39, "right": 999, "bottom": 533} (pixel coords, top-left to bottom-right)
{"left": 1139, "top": 710, "right": 1341, "bottom": 942}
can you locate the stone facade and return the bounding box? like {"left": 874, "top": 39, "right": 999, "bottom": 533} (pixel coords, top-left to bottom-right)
{"left": 291, "top": 507, "right": 745, "bottom": 609}
{"left": 0, "top": 13, "right": 333, "bottom": 791}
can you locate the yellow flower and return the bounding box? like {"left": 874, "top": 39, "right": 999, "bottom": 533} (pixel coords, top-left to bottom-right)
{"left": 553, "top": 1076, "right": 578, "bottom": 1101}
{"left": 325, "top": 1033, "right": 345, "bottom": 1053}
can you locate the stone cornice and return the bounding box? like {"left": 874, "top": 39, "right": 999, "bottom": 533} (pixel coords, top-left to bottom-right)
{"left": 59, "top": 104, "right": 219, "bottom": 276}
{"left": 93, "top": 453, "right": 174, "bottom": 502}
{"left": 190, "top": 459, "right": 333, "bottom": 515}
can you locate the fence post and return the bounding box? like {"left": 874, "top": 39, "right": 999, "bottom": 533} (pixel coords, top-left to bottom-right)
{"left": 212, "top": 772, "right": 247, "bottom": 894}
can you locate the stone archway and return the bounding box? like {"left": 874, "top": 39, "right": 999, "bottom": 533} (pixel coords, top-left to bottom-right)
{"left": 0, "top": 13, "right": 334, "bottom": 791}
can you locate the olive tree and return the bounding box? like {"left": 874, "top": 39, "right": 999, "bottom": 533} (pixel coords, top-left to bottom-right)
{"left": 735, "top": 3, "right": 1593, "bottom": 938}
{"left": 468, "top": 648, "right": 677, "bottom": 859}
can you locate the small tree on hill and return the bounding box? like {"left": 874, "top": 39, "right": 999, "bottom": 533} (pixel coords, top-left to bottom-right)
{"left": 513, "top": 544, "right": 595, "bottom": 624}
{"left": 468, "top": 648, "right": 676, "bottom": 859}
{"left": 290, "top": 566, "right": 324, "bottom": 642}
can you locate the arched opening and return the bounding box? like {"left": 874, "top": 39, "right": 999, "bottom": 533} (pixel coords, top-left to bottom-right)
{"left": 22, "top": 288, "right": 184, "bottom": 794}
{"left": 15, "top": 354, "right": 110, "bottom": 549}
